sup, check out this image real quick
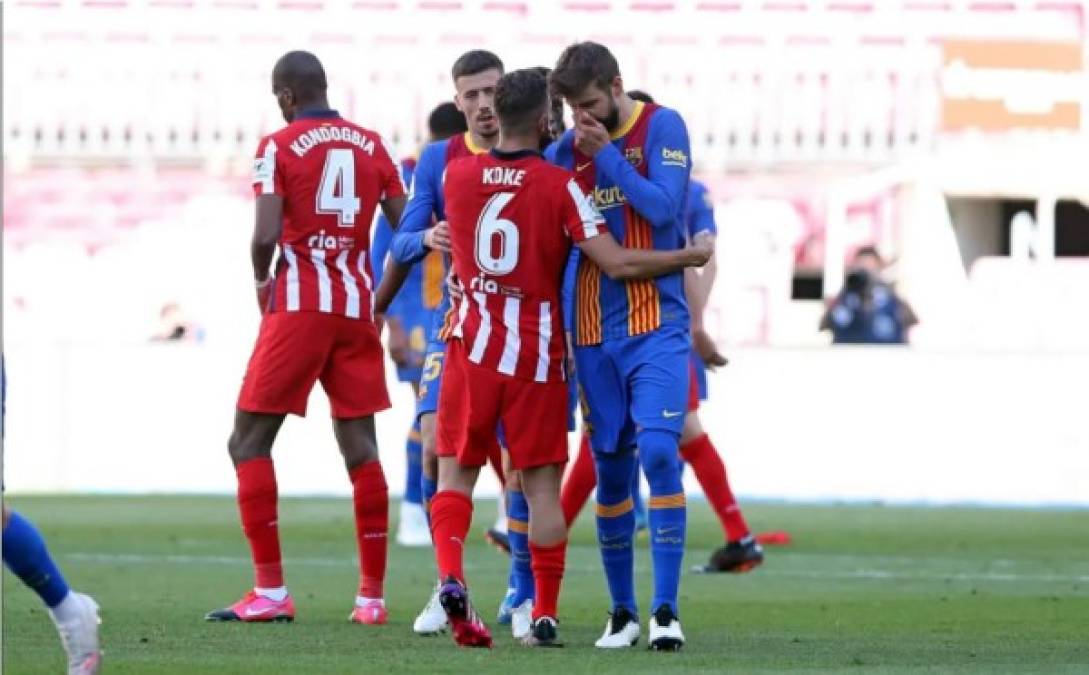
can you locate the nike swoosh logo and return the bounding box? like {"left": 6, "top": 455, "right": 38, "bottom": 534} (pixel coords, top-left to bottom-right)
{"left": 244, "top": 607, "right": 274, "bottom": 616}
{"left": 662, "top": 410, "right": 683, "bottom": 418}
{"left": 576, "top": 161, "right": 593, "bottom": 172}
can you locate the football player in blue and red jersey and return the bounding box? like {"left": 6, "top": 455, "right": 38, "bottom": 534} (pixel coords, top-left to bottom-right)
{"left": 548, "top": 42, "right": 698, "bottom": 651}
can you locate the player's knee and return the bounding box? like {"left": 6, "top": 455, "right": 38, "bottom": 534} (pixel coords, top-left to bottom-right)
{"left": 637, "top": 430, "right": 680, "bottom": 485}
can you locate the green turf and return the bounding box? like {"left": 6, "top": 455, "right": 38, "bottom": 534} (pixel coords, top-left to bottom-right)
{"left": 3, "top": 496, "right": 1087, "bottom": 674}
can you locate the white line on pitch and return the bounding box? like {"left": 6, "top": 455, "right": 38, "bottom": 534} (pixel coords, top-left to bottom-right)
{"left": 64, "top": 552, "right": 1089, "bottom": 584}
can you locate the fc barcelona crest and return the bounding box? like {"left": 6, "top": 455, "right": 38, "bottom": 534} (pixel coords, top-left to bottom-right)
{"left": 625, "top": 146, "right": 643, "bottom": 167}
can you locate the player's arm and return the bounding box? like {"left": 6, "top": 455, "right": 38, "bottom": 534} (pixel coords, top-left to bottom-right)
{"left": 251, "top": 195, "right": 282, "bottom": 312}
{"left": 562, "top": 177, "right": 709, "bottom": 279}
{"left": 685, "top": 235, "right": 727, "bottom": 368}
{"left": 580, "top": 233, "right": 710, "bottom": 280}
{"left": 250, "top": 137, "right": 286, "bottom": 312}
{"left": 390, "top": 145, "right": 448, "bottom": 263}
{"left": 576, "top": 109, "right": 690, "bottom": 228}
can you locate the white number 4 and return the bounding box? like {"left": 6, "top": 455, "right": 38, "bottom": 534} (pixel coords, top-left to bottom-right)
{"left": 475, "top": 192, "right": 519, "bottom": 275}
{"left": 316, "top": 148, "right": 361, "bottom": 227}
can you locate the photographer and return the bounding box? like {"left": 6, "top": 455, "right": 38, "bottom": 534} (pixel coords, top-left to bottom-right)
{"left": 820, "top": 246, "right": 918, "bottom": 344}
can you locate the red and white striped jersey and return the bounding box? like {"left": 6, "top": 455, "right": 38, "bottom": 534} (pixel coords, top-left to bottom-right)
{"left": 444, "top": 149, "right": 603, "bottom": 382}
{"left": 252, "top": 109, "right": 405, "bottom": 320}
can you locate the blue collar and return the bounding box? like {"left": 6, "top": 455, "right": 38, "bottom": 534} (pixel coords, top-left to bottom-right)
{"left": 295, "top": 108, "right": 340, "bottom": 120}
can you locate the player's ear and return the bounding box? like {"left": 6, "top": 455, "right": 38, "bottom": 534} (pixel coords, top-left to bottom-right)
{"left": 611, "top": 76, "right": 624, "bottom": 100}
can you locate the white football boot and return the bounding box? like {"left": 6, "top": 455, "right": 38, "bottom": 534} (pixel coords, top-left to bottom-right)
{"left": 647, "top": 604, "right": 685, "bottom": 651}
{"left": 510, "top": 598, "right": 534, "bottom": 640}
{"left": 594, "top": 606, "right": 640, "bottom": 648}
{"left": 412, "top": 581, "right": 448, "bottom": 635}
{"left": 50, "top": 592, "right": 102, "bottom": 675}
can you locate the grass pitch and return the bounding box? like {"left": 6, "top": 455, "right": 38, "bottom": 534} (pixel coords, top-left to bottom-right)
{"left": 2, "top": 495, "right": 1087, "bottom": 674}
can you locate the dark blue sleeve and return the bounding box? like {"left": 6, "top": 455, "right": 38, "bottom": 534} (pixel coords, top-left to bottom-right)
{"left": 561, "top": 246, "right": 579, "bottom": 332}
{"left": 594, "top": 108, "right": 691, "bottom": 229}
{"left": 391, "top": 143, "right": 442, "bottom": 265}
{"left": 371, "top": 216, "right": 393, "bottom": 286}
{"left": 686, "top": 181, "right": 716, "bottom": 238}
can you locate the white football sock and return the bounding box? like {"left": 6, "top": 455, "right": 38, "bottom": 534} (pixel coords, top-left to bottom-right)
{"left": 255, "top": 586, "right": 288, "bottom": 602}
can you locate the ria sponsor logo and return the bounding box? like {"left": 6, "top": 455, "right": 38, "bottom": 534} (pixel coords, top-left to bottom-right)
{"left": 469, "top": 273, "right": 522, "bottom": 297}
{"left": 308, "top": 230, "right": 354, "bottom": 250}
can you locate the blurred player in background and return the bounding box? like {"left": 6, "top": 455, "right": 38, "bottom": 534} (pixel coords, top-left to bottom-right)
{"left": 3, "top": 364, "right": 102, "bottom": 675}
{"left": 548, "top": 42, "right": 697, "bottom": 650}
{"left": 205, "top": 51, "right": 406, "bottom": 626}
{"left": 431, "top": 68, "right": 712, "bottom": 648}
{"left": 372, "top": 49, "right": 507, "bottom": 637}
{"left": 371, "top": 101, "right": 467, "bottom": 547}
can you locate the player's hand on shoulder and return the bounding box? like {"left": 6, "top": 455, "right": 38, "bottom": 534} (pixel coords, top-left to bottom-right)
{"left": 574, "top": 111, "right": 610, "bottom": 156}
{"left": 694, "top": 327, "right": 729, "bottom": 370}
{"left": 424, "top": 221, "right": 451, "bottom": 252}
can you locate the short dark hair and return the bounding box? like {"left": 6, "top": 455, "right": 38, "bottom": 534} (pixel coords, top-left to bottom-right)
{"left": 550, "top": 41, "right": 620, "bottom": 99}
{"left": 451, "top": 49, "right": 504, "bottom": 81}
{"left": 427, "top": 101, "right": 467, "bottom": 140}
{"left": 272, "top": 50, "right": 327, "bottom": 103}
{"left": 494, "top": 69, "right": 548, "bottom": 135}
{"left": 854, "top": 245, "right": 883, "bottom": 263}
{"left": 627, "top": 89, "right": 655, "bottom": 104}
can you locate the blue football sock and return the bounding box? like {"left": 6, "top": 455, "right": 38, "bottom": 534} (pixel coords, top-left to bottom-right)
{"left": 3, "top": 511, "right": 71, "bottom": 608}
{"left": 639, "top": 429, "right": 686, "bottom": 617}
{"left": 594, "top": 450, "right": 639, "bottom": 617}
{"left": 507, "top": 489, "right": 534, "bottom": 604}
{"left": 421, "top": 475, "right": 438, "bottom": 527}
{"left": 630, "top": 464, "right": 647, "bottom": 523}
{"left": 404, "top": 420, "right": 423, "bottom": 506}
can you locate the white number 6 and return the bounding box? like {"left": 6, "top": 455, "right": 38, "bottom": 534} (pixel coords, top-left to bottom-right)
{"left": 475, "top": 192, "right": 519, "bottom": 275}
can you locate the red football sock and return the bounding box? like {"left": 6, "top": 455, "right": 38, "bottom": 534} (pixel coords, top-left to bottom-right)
{"left": 349, "top": 461, "right": 389, "bottom": 598}
{"left": 681, "top": 434, "right": 751, "bottom": 542}
{"left": 236, "top": 457, "right": 283, "bottom": 588}
{"left": 561, "top": 434, "right": 596, "bottom": 528}
{"left": 429, "top": 490, "right": 473, "bottom": 583}
{"left": 529, "top": 539, "right": 567, "bottom": 621}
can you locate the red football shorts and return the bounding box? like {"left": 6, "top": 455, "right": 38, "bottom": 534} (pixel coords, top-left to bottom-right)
{"left": 437, "top": 339, "right": 568, "bottom": 471}
{"left": 237, "top": 311, "right": 390, "bottom": 418}
{"left": 687, "top": 359, "right": 700, "bottom": 413}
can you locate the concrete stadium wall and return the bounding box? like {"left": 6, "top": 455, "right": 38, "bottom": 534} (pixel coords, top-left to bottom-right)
{"left": 3, "top": 341, "right": 1086, "bottom": 507}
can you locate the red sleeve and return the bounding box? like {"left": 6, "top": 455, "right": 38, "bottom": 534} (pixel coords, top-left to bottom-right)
{"left": 560, "top": 177, "right": 604, "bottom": 243}
{"left": 375, "top": 134, "right": 407, "bottom": 201}
{"left": 252, "top": 135, "right": 285, "bottom": 197}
